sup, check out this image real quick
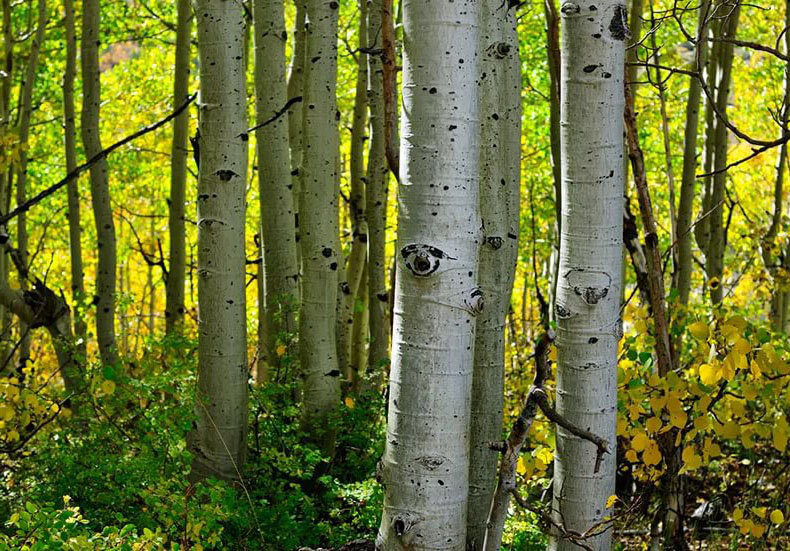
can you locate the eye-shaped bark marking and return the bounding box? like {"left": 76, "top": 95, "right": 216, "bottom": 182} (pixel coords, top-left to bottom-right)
{"left": 215, "top": 169, "right": 239, "bottom": 181}
{"left": 608, "top": 4, "right": 630, "bottom": 41}
{"left": 486, "top": 235, "right": 503, "bottom": 250}
{"left": 566, "top": 269, "right": 612, "bottom": 305}
{"left": 400, "top": 244, "right": 455, "bottom": 277}
{"left": 464, "top": 287, "right": 485, "bottom": 315}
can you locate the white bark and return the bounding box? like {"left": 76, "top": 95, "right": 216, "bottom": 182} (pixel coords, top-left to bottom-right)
{"left": 376, "top": 0, "right": 481, "bottom": 548}
{"left": 550, "top": 1, "right": 626, "bottom": 549}
{"left": 467, "top": 2, "right": 520, "bottom": 548}
{"left": 253, "top": 0, "right": 300, "bottom": 377}
{"left": 189, "top": 0, "right": 249, "bottom": 482}
{"left": 298, "top": 0, "right": 341, "bottom": 442}
{"left": 166, "top": 0, "right": 192, "bottom": 334}
{"left": 288, "top": 0, "right": 306, "bottom": 264}
{"left": 81, "top": 0, "right": 118, "bottom": 366}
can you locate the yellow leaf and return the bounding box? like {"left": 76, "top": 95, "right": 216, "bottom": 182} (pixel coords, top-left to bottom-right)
{"left": 681, "top": 445, "right": 702, "bottom": 471}
{"left": 773, "top": 419, "right": 788, "bottom": 452}
{"left": 0, "top": 405, "right": 12, "bottom": 421}
{"left": 606, "top": 495, "right": 618, "bottom": 508}
{"left": 751, "top": 523, "right": 766, "bottom": 538}
{"left": 721, "top": 421, "right": 740, "bottom": 439}
{"left": 733, "top": 507, "right": 743, "bottom": 522}
{"left": 670, "top": 409, "right": 687, "bottom": 429}
{"left": 548, "top": 346, "right": 557, "bottom": 362}
{"left": 625, "top": 449, "right": 638, "bottom": 462}
{"left": 742, "top": 384, "right": 757, "bottom": 401}
{"left": 642, "top": 442, "right": 662, "bottom": 466}
{"left": 101, "top": 380, "right": 116, "bottom": 395}
{"left": 646, "top": 417, "right": 662, "bottom": 433}
{"left": 344, "top": 396, "right": 355, "bottom": 409}
{"left": 634, "top": 320, "right": 647, "bottom": 333}
{"left": 752, "top": 507, "right": 767, "bottom": 519}
{"left": 733, "top": 338, "right": 751, "bottom": 355}
{"left": 688, "top": 321, "right": 709, "bottom": 340}
{"left": 631, "top": 432, "right": 650, "bottom": 452}
{"left": 693, "top": 416, "right": 710, "bottom": 431}
{"left": 770, "top": 509, "right": 784, "bottom": 524}
{"left": 276, "top": 344, "right": 286, "bottom": 358}
{"left": 516, "top": 456, "right": 527, "bottom": 475}
{"left": 699, "top": 363, "right": 720, "bottom": 386}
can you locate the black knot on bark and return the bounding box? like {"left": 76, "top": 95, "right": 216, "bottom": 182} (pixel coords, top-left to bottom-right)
{"left": 400, "top": 244, "right": 455, "bottom": 277}
{"left": 609, "top": 4, "right": 631, "bottom": 41}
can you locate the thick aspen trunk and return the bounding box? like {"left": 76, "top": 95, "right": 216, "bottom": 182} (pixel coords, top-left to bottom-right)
{"left": 366, "top": 0, "right": 390, "bottom": 384}
{"left": 467, "top": 2, "right": 520, "bottom": 548}
{"left": 63, "top": 0, "right": 87, "bottom": 361}
{"left": 550, "top": 1, "right": 626, "bottom": 549}
{"left": 706, "top": 5, "right": 740, "bottom": 305}
{"left": 376, "top": 0, "right": 481, "bottom": 548}
{"left": 165, "top": 0, "right": 192, "bottom": 334}
{"left": 298, "top": 0, "right": 341, "bottom": 444}
{"left": 15, "top": 0, "right": 47, "bottom": 368}
{"left": 81, "top": 0, "right": 118, "bottom": 366}
{"left": 188, "top": 0, "right": 249, "bottom": 482}
{"left": 253, "top": 0, "right": 301, "bottom": 378}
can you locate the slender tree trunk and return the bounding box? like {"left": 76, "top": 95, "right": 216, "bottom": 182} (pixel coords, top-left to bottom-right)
{"left": 0, "top": 0, "right": 11, "bottom": 366}
{"left": 365, "top": 0, "right": 390, "bottom": 385}
{"left": 165, "top": 0, "right": 192, "bottom": 334}
{"left": 63, "top": 0, "right": 87, "bottom": 362}
{"left": 376, "top": 0, "right": 482, "bottom": 548}
{"left": 287, "top": 0, "right": 306, "bottom": 263}
{"left": 351, "top": 260, "right": 369, "bottom": 392}
{"left": 14, "top": 0, "right": 47, "bottom": 369}
{"left": 298, "top": 0, "right": 341, "bottom": 445}
{"left": 81, "top": 0, "right": 118, "bottom": 366}
{"left": 338, "top": 0, "right": 368, "bottom": 383}
{"left": 188, "top": 0, "right": 249, "bottom": 482}
{"left": 550, "top": 2, "right": 626, "bottom": 549}
{"left": 674, "top": 0, "right": 710, "bottom": 305}
{"left": 545, "top": 0, "right": 562, "bottom": 322}
{"left": 706, "top": 4, "right": 740, "bottom": 305}
{"left": 253, "top": 0, "right": 301, "bottom": 378}
{"left": 467, "top": 2, "right": 521, "bottom": 548}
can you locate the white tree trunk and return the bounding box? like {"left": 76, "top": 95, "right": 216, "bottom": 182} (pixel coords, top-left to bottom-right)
{"left": 166, "top": 0, "right": 192, "bottom": 334}
{"left": 188, "top": 0, "right": 249, "bottom": 482}
{"left": 253, "top": 0, "right": 300, "bottom": 378}
{"left": 467, "top": 2, "right": 521, "bottom": 548}
{"left": 550, "top": 1, "right": 626, "bottom": 549}
{"left": 81, "top": 0, "right": 118, "bottom": 366}
{"left": 376, "top": 0, "right": 482, "bottom": 548}
{"left": 298, "top": 0, "right": 341, "bottom": 443}
{"left": 288, "top": 0, "right": 306, "bottom": 267}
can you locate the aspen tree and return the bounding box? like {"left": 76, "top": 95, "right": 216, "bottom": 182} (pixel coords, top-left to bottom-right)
{"left": 15, "top": 0, "right": 47, "bottom": 368}
{"left": 63, "top": 0, "right": 87, "bottom": 360}
{"left": 299, "top": 0, "right": 341, "bottom": 442}
{"left": 188, "top": 0, "right": 249, "bottom": 481}
{"left": 467, "top": 1, "right": 520, "bottom": 548}
{"left": 376, "top": 0, "right": 482, "bottom": 548}
{"left": 82, "top": 0, "right": 118, "bottom": 366}
{"left": 550, "top": 0, "right": 626, "bottom": 548}
{"left": 287, "top": 0, "right": 306, "bottom": 260}
{"left": 366, "top": 0, "right": 390, "bottom": 383}
{"left": 165, "top": 0, "right": 192, "bottom": 334}
{"left": 253, "top": 0, "right": 300, "bottom": 378}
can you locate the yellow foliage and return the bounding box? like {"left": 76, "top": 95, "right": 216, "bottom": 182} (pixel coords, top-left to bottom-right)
{"left": 688, "top": 321, "right": 709, "bottom": 340}
{"left": 770, "top": 509, "right": 784, "bottom": 524}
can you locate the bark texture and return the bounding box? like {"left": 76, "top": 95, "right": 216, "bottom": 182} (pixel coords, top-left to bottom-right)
{"left": 550, "top": 1, "right": 626, "bottom": 548}
{"left": 81, "top": 0, "right": 118, "bottom": 366}
{"left": 166, "top": 0, "right": 192, "bottom": 334}
{"left": 299, "top": 0, "right": 341, "bottom": 444}
{"left": 376, "top": 0, "right": 481, "bottom": 548}
{"left": 467, "top": 2, "right": 521, "bottom": 548}
{"left": 188, "top": 0, "right": 249, "bottom": 482}
{"left": 253, "top": 0, "right": 300, "bottom": 378}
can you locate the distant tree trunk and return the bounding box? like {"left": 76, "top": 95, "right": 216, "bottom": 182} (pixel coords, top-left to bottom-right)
{"left": 287, "top": 0, "right": 306, "bottom": 264}
{"left": 165, "top": 0, "right": 192, "bottom": 334}
{"left": 545, "top": 0, "right": 562, "bottom": 321}
{"left": 351, "top": 261, "right": 369, "bottom": 392}
{"left": 376, "top": 0, "right": 482, "bottom": 548}
{"left": 253, "top": 0, "right": 301, "bottom": 381}
{"left": 467, "top": 2, "right": 521, "bottom": 548}
{"left": 706, "top": 4, "right": 740, "bottom": 305}
{"left": 188, "top": 0, "right": 249, "bottom": 482}
{"left": 764, "top": 0, "right": 790, "bottom": 331}
{"left": 338, "top": 0, "right": 368, "bottom": 384}
{"left": 550, "top": 1, "right": 626, "bottom": 549}
{"left": 15, "top": 0, "right": 47, "bottom": 369}
{"left": 81, "top": 0, "right": 118, "bottom": 366}
{"left": 0, "top": 0, "right": 12, "bottom": 365}
{"left": 298, "top": 0, "right": 341, "bottom": 447}
{"left": 63, "top": 0, "right": 87, "bottom": 362}
{"left": 674, "top": 0, "right": 710, "bottom": 305}
{"left": 365, "top": 0, "right": 390, "bottom": 384}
